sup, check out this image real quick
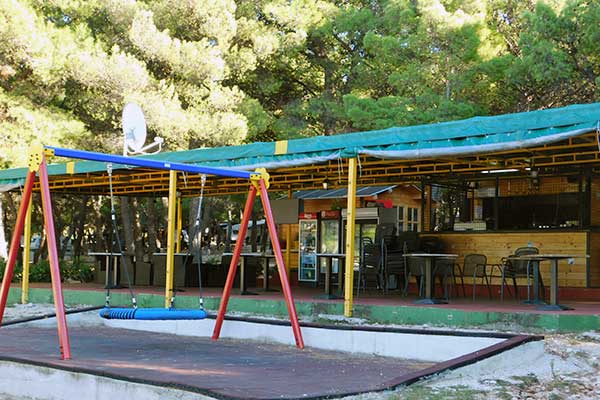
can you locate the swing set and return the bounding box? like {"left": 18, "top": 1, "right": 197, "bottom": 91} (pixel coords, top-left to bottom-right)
{"left": 0, "top": 144, "right": 305, "bottom": 360}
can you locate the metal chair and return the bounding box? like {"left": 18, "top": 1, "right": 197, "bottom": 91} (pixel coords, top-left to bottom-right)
{"left": 357, "top": 237, "right": 381, "bottom": 294}
{"left": 403, "top": 255, "right": 425, "bottom": 297}
{"left": 500, "top": 246, "right": 543, "bottom": 301}
{"left": 455, "top": 254, "right": 489, "bottom": 300}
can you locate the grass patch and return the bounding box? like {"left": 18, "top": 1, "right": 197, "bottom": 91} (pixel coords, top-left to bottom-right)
{"left": 390, "top": 385, "right": 488, "bottom": 400}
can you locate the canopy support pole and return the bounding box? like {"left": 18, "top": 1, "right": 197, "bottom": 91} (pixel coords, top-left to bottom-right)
{"left": 21, "top": 197, "right": 32, "bottom": 304}
{"left": 344, "top": 158, "right": 358, "bottom": 317}
{"left": 176, "top": 196, "right": 182, "bottom": 253}
{"left": 165, "top": 170, "right": 177, "bottom": 308}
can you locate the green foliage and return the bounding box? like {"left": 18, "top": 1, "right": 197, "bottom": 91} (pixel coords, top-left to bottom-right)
{"left": 61, "top": 259, "right": 95, "bottom": 283}
{"left": 29, "top": 260, "right": 52, "bottom": 283}
{"left": 0, "top": 0, "right": 598, "bottom": 163}
{"left": 0, "top": 259, "right": 22, "bottom": 283}
{"left": 6, "top": 259, "right": 95, "bottom": 283}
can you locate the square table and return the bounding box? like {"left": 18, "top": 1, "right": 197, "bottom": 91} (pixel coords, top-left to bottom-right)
{"left": 223, "top": 252, "right": 277, "bottom": 295}
{"left": 514, "top": 254, "right": 578, "bottom": 311}
{"left": 404, "top": 253, "right": 458, "bottom": 304}
{"left": 315, "top": 253, "right": 346, "bottom": 299}
{"left": 88, "top": 252, "right": 126, "bottom": 289}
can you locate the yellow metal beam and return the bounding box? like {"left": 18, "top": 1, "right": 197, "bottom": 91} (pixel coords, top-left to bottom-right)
{"left": 344, "top": 158, "right": 357, "bottom": 317}
{"left": 21, "top": 197, "right": 32, "bottom": 304}
{"left": 165, "top": 170, "right": 177, "bottom": 308}
{"left": 285, "top": 187, "right": 292, "bottom": 275}
{"left": 176, "top": 196, "right": 182, "bottom": 253}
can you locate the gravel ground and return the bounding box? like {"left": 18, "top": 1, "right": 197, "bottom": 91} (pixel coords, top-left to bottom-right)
{"left": 2, "top": 304, "right": 600, "bottom": 400}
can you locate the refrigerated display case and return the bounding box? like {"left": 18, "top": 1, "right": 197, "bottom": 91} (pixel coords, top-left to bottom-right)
{"left": 298, "top": 213, "right": 318, "bottom": 283}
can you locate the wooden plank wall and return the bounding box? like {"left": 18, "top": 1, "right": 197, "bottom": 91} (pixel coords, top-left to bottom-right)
{"left": 590, "top": 178, "right": 600, "bottom": 226}
{"left": 421, "top": 231, "right": 589, "bottom": 287}
{"left": 589, "top": 232, "right": 600, "bottom": 287}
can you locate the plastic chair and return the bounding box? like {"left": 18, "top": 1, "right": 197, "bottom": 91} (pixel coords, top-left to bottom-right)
{"left": 500, "top": 246, "right": 542, "bottom": 301}
{"left": 455, "top": 254, "right": 489, "bottom": 300}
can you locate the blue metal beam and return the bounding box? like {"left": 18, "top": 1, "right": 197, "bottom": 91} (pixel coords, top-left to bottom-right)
{"left": 46, "top": 146, "right": 253, "bottom": 179}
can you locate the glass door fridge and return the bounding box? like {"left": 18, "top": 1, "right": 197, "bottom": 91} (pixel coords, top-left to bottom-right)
{"left": 298, "top": 213, "right": 318, "bottom": 283}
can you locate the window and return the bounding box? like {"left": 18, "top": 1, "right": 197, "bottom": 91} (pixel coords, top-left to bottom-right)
{"left": 398, "top": 206, "right": 405, "bottom": 232}
{"left": 397, "top": 206, "right": 419, "bottom": 232}
{"left": 407, "top": 207, "right": 419, "bottom": 232}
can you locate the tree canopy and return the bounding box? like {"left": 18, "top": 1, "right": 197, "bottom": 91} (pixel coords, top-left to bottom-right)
{"left": 0, "top": 0, "right": 599, "bottom": 167}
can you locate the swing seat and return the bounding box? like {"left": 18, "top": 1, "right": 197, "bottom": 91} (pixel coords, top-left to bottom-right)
{"left": 99, "top": 307, "right": 207, "bottom": 320}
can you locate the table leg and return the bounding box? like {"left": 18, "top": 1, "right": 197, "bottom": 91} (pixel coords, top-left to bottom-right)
{"left": 536, "top": 259, "right": 572, "bottom": 311}
{"left": 524, "top": 263, "right": 545, "bottom": 305}
{"left": 104, "top": 257, "right": 110, "bottom": 288}
{"left": 337, "top": 258, "right": 344, "bottom": 295}
{"left": 325, "top": 258, "right": 331, "bottom": 296}
{"left": 104, "top": 255, "right": 120, "bottom": 289}
{"left": 240, "top": 256, "right": 258, "bottom": 296}
{"left": 261, "top": 257, "right": 279, "bottom": 292}
{"left": 415, "top": 258, "right": 447, "bottom": 305}
{"left": 314, "top": 257, "right": 342, "bottom": 300}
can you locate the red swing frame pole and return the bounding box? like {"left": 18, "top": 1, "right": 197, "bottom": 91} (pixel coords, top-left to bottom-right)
{"left": 39, "top": 156, "right": 71, "bottom": 360}
{"left": 0, "top": 171, "right": 35, "bottom": 326}
{"left": 212, "top": 184, "right": 257, "bottom": 340}
{"left": 258, "top": 179, "right": 304, "bottom": 349}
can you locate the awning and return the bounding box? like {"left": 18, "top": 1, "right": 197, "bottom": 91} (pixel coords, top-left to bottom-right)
{"left": 1, "top": 102, "right": 599, "bottom": 194}
{"left": 292, "top": 185, "right": 397, "bottom": 199}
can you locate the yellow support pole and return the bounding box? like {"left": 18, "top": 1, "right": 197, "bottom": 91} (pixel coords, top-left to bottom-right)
{"left": 344, "top": 158, "right": 358, "bottom": 317}
{"left": 165, "top": 170, "right": 177, "bottom": 308}
{"left": 285, "top": 187, "right": 292, "bottom": 275}
{"left": 21, "top": 197, "right": 32, "bottom": 304}
{"left": 176, "top": 196, "right": 182, "bottom": 253}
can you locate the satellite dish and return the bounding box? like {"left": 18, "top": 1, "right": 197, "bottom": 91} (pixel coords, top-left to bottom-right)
{"left": 122, "top": 103, "right": 147, "bottom": 154}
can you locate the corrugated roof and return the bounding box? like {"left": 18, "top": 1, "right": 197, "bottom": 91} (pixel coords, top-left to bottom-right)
{"left": 293, "top": 185, "right": 397, "bottom": 199}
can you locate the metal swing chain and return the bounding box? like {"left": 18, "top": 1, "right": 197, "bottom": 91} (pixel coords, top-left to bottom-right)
{"left": 170, "top": 174, "right": 207, "bottom": 310}
{"left": 107, "top": 163, "right": 137, "bottom": 309}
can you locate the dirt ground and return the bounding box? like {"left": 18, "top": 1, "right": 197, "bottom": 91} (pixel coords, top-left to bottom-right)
{"left": 2, "top": 304, "right": 600, "bottom": 400}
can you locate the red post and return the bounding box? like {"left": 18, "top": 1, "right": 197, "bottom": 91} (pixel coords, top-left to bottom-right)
{"left": 39, "top": 157, "right": 71, "bottom": 360}
{"left": 212, "top": 185, "right": 257, "bottom": 340}
{"left": 0, "top": 171, "right": 35, "bottom": 325}
{"left": 259, "top": 179, "right": 305, "bottom": 349}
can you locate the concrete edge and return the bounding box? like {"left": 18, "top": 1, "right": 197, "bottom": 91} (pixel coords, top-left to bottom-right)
{"left": 7, "top": 287, "right": 597, "bottom": 333}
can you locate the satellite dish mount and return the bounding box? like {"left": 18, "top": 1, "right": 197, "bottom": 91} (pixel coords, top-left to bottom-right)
{"left": 122, "top": 103, "right": 163, "bottom": 156}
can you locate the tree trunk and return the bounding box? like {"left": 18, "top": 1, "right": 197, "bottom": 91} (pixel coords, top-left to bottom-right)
{"left": 188, "top": 197, "right": 201, "bottom": 260}
{"left": 146, "top": 199, "right": 160, "bottom": 256}
{"left": 92, "top": 197, "right": 107, "bottom": 252}
{"left": 71, "top": 196, "right": 89, "bottom": 259}
{"left": 130, "top": 197, "right": 146, "bottom": 263}
{"left": 119, "top": 197, "right": 135, "bottom": 254}
{"left": 250, "top": 211, "right": 258, "bottom": 252}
